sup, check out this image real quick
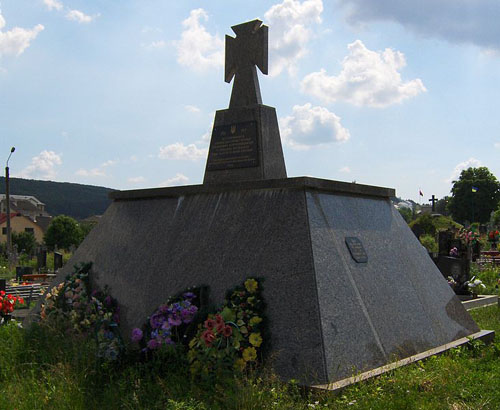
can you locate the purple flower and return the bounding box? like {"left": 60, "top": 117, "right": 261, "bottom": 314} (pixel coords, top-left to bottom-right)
{"left": 158, "top": 304, "right": 169, "bottom": 314}
{"left": 147, "top": 339, "right": 160, "bottom": 350}
{"left": 131, "top": 328, "right": 143, "bottom": 342}
{"left": 168, "top": 314, "right": 182, "bottom": 327}
{"left": 183, "top": 292, "right": 196, "bottom": 299}
{"left": 150, "top": 313, "right": 165, "bottom": 329}
{"left": 104, "top": 295, "right": 113, "bottom": 306}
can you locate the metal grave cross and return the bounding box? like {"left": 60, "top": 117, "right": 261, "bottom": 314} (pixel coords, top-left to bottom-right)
{"left": 225, "top": 19, "right": 268, "bottom": 108}
{"left": 428, "top": 195, "right": 438, "bottom": 212}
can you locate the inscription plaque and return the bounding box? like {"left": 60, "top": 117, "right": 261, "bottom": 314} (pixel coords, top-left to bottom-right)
{"left": 345, "top": 237, "right": 368, "bottom": 263}
{"left": 206, "top": 121, "right": 259, "bottom": 171}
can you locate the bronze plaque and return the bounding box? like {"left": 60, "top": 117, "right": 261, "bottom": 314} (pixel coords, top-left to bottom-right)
{"left": 206, "top": 121, "right": 259, "bottom": 171}
{"left": 345, "top": 237, "right": 368, "bottom": 263}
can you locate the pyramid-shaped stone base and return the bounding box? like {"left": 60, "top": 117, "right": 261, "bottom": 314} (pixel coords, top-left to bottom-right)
{"left": 48, "top": 177, "right": 483, "bottom": 384}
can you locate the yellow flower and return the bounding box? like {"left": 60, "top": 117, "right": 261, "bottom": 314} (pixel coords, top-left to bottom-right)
{"left": 234, "top": 358, "right": 246, "bottom": 371}
{"left": 249, "top": 332, "right": 262, "bottom": 347}
{"left": 242, "top": 347, "right": 257, "bottom": 362}
{"left": 244, "top": 279, "right": 258, "bottom": 293}
{"left": 249, "top": 316, "right": 262, "bottom": 326}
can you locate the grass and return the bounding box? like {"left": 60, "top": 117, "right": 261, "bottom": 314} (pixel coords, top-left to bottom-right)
{"left": 0, "top": 251, "right": 73, "bottom": 281}
{"left": 0, "top": 304, "right": 499, "bottom": 409}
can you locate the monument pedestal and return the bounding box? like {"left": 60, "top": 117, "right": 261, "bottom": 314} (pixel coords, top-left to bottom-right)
{"left": 204, "top": 104, "right": 286, "bottom": 184}
{"left": 46, "top": 177, "right": 483, "bottom": 384}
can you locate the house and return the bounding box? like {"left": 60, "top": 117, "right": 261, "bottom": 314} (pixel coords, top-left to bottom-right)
{"left": 0, "top": 194, "right": 50, "bottom": 220}
{"left": 0, "top": 194, "right": 52, "bottom": 245}
{"left": 0, "top": 213, "right": 45, "bottom": 244}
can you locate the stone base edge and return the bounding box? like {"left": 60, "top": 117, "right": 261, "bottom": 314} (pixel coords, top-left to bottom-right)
{"left": 311, "top": 329, "right": 495, "bottom": 392}
{"left": 462, "top": 295, "right": 498, "bottom": 311}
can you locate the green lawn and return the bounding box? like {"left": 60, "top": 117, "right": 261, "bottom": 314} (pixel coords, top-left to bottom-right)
{"left": 0, "top": 304, "right": 499, "bottom": 410}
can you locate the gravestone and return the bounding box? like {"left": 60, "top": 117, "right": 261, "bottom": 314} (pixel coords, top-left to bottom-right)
{"left": 411, "top": 223, "right": 424, "bottom": 239}
{"left": 53, "top": 252, "right": 63, "bottom": 272}
{"left": 38, "top": 19, "right": 491, "bottom": 386}
{"left": 438, "top": 230, "right": 453, "bottom": 255}
{"left": 37, "top": 248, "right": 47, "bottom": 271}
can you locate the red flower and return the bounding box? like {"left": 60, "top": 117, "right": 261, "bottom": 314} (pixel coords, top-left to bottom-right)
{"left": 215, "top": 314, "right": 224, "bottom": 325}
{"left": 222, "top": 325, "right": 232, "bottom": 338}
{"left": 216, "top": 322, "right": 225, "bottom": 334}
{"left": 0, "top": 291, "right": 5, "bottom": 297}
{"left": 201, "top": 330, "right": 215, "bottom": 346}
{"left": 204, "top": 318, "right": 216, "bottom": 330}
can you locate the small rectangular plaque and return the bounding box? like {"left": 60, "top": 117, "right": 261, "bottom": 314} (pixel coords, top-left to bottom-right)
{"left": 345, "top": 237, "right": 368, "bottom": 263}
{"left": 206, "top": 121, "right": 259, "bottom": 171}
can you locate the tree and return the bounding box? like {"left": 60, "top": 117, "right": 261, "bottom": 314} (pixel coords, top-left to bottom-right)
{"left": 11, "top": 231, "right": 37, "bottom": 255}
{"left": 397, "top": 207, "right": 413, "bottom": 223}
{"left": 435, "top": 196, "right": 450, "bottom": 216}
{"left": 44, "top": 215, "right": 83, "bottom": 250}
{"left": 409, "top": 213, "right": 436, "bottom": 236}
{"left": 448, "top": 167, "right": 500, "bottom": 224}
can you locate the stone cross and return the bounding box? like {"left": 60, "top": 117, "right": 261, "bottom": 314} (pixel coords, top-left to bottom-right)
{"left": 428, "top": 195, "right": 438, "bottom": 212}
{"left": 225, "top": 19, "right": 268, "bottom": 108}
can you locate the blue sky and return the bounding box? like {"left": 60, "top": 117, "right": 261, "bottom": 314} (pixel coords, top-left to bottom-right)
{"left": 1, "top": 0, "right": 499, "bottom": 202}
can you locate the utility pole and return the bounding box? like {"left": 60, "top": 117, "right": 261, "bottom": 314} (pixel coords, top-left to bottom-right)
{"left": 5, "top": 147, "right": 15, "bottom": 256}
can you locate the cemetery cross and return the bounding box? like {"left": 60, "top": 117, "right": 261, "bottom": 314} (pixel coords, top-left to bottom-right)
{"left": 225, "top": 20, "right": 268, "bottom": 108}
{"left": 429, "top": 194, "right": 438, "bottom": 212}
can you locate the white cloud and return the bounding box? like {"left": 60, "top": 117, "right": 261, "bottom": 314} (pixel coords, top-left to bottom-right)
{"left": 301, "top": 40, "right": 426, "bottom": 108}
{"left": 494, "top": 142, "right": 500, "bottom": 149}
{"left": 174, "top": 9, "right": 223, "bottom": 71}
{"left": 339, "top": 166, "right": 351, "bottom": 173}
{"left": 280, "top": 103, "right": 350, "bottom": 150}
{"left": 18, "top": 150, "right": 62, "bottom": 180}
{"left": 339, "top": 0, "right": 500, "bottom": 53}
{"left": 66, "top": 9, "right": 98, "bottom": 24}
{"left": 76, "top": 168, "right": 105, "bottom": 177}
{"left": 101, "top": 159, "right": 117, "bottom": 167}
{"left": 0, "top": 13, "right": 44, "bottom": 58}
{"left": 43, "top": 0, "right": 63, "bottom": 11}
{"left": 184, "top": 105, "right": 201, "bottom": 113}
{"left": 75, "top": 159, "right": 116, "bottom": 178}
{"left": 447, "top": 158, "right": 482, "bottom": 183}
{"left": 160, "top": 173, "right": 190, "bottom": 187}
{"left": 158, "top": 143, "right": 208, "bottom": 161}
{"left": 264, "top": 0, "right": 323, "bottom": 76}
{"left": 128, "top": 176, "right": 146, "bottom": 184}
{"left": 143, "top": 40, "right": 166, "bottom": 50}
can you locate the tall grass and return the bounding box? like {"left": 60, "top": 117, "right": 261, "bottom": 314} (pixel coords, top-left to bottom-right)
{"left": 1, "top": 305, "right": 500, "bottom": 409}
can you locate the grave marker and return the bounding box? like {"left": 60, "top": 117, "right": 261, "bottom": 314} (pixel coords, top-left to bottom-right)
{"left": 40, "top": 19, "right": 492, "bottom": 386}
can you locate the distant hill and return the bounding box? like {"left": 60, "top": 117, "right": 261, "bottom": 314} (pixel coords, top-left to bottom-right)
{"left": 0, "top": 177, "right": 114, "bottom": 220}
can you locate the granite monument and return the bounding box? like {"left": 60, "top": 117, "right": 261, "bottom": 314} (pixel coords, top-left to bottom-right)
{"left": 40, "top": 19, "right": 492, "bottom": 386}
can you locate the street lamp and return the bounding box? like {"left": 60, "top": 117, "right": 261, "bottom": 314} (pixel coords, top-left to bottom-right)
{"left": 5, "top": 147, "right": 15, "bottom": 256}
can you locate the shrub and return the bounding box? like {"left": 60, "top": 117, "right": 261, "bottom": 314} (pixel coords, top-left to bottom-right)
{"left": 420, "top": 234, "right": 438, "bottom": 253}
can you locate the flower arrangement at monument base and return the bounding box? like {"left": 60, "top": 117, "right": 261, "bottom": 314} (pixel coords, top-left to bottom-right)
{"left": 40, "top": 262, "right": 122, "bottom": 361}
{"left": 130, "top": 286, "right": 207, "bottom": 353}
{"left": 0, "top": 290, "right": 24, "bottom": 325}
{"left": 187, "top": 278, "right": 266, "bottom": 379}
